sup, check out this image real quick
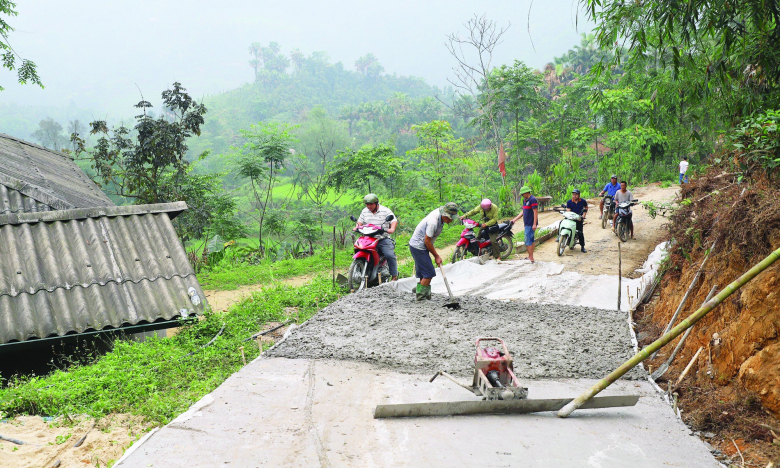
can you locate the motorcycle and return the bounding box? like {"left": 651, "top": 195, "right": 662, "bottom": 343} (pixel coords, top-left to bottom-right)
{"left": 347, "top": 214, "right": 395, "bottom": 291}
{"left": 601, "top": 195, "right": 616, "bottom": 229}
{"left": 451, "top": 218, "right": 514, "bottom": 263}
{"left": 556, "top": 205, "right": 583, "bottom": 256}
{"left": 614, "top": 200, "right": 639, "bottom": 242}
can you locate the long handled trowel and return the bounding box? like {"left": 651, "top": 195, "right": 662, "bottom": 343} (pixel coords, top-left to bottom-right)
{"left": 439, "top": 265, "right": 460, "bottom": 310}
{"left": 374, "top": 337, "right": 640, "bottom": 419}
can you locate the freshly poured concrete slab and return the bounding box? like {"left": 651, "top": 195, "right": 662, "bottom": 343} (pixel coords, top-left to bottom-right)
{"left": 119, "top": 358, "right": 718, "bottom": 468}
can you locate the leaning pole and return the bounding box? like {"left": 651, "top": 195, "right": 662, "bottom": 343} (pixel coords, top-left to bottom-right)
{"left": 558, "top": 245, "right": 780, "bottom": 418}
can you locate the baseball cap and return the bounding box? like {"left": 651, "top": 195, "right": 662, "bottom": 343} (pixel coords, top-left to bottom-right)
{"left": 611, "top": 174, "right": 618, "bottom": 179}
{"left": 572, "top": 189, "right": 581, "bottom": 194}
{"left": 441, "top": 202, "right": 460, "bottom": 219}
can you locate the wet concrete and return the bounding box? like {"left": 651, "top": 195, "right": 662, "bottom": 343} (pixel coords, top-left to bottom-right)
{"left": 118, "top": 358, "right": 719, "bottom": 468}
{"left": 268, "top": 288, "right": 644, "bottom": 380}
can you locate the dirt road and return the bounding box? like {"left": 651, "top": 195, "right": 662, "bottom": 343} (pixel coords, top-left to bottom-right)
{"left": 517, "top": 183, "right": 677, "bottom": 277}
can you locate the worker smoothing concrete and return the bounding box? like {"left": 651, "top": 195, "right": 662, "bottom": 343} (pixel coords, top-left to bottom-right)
{"left": 408, "top": 202, "right": 459, "bottom": 300}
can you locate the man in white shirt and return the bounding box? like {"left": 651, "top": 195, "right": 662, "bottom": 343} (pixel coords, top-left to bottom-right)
{"left": 355, "top": 193, "right": 398, "bottom": 280}
{"left": 408, "top": 202, "right": 459, "bottom": 300}
{"left": 679, "top": 156, "right": 689, "bottom": 184}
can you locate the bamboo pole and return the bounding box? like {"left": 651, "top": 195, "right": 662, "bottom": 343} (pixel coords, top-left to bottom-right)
{"left": 650, "top": 240, "right": 717, "bottom": 360}
{"left": 662, "top": 240, "right": 717, "bottom": 336}
{"left": 652, "top": 284, "right": 718, "bottom": 380}
{"left": 558, "top": 245, "right": 780, "bottom": 418}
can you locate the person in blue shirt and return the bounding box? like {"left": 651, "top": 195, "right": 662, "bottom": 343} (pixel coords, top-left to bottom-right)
{"left": 565, "top": 189, "right": 588, "bottom": 253}
{"left": 598, "top": 175, "right": 620, "bottom": 219}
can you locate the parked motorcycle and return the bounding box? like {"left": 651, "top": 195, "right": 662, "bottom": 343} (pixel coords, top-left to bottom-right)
{"left": 347, "top": 214, "right": 395, "bottom": 291}
{"left": 601, "top": 195, "right": 616, "bottom": 229}
{"left": 451, "top": 218, "right": 514, "bottom": 263}
{"left": 556, "top": 205, "right": 583, "bottom": 256}
{"left": 614, "top": 200, "right": 639, "bottom": 242}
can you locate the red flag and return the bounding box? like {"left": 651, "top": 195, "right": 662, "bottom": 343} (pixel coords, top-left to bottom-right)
{"left": 498, "top": 142, "right": 507, "bottom": 178}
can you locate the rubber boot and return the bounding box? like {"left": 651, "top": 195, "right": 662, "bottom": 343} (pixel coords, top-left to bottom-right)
{"left": 415, "top": 284, "right": 426, "bottom": 301}
{"left": 423, "top": 284, "right": 432, "bottom": 300}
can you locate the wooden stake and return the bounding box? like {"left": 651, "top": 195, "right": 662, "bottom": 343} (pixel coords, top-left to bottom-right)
{"left": 618, "top": 243, "right": 622, "bottom": 311}
{"left": 558, "top": 245, "right": 780, "bottom": 418}
{"left": 674, "top": 346, "right": 703, "bottom": 388}
{"left": 239, "top": 346, "right": 246, "bottom": 366}
{"left": 332, "top": 225, "right": 336, "bottom": 288}
{"left": 650, "top": 240, "right": 718, "bottom": 360}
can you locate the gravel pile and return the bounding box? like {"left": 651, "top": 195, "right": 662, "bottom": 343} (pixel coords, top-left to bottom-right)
{"left": 267, "top": 288, "right": 644, "bottom": 380}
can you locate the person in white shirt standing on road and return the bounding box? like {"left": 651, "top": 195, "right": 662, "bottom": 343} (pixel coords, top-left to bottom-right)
{"left": 679, "top": 156, "right": 689, "bottom": 184}
{"left": 355, "top": 193, "right": 398, "bottom": 281}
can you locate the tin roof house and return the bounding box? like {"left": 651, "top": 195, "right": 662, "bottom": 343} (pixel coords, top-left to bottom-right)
{"left": 0, "top": 133, "right": 207, "bottom": 352}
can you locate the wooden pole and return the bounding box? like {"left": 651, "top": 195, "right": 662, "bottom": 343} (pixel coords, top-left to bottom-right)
{"left": 652, "top": 284, "right": 718, "bottom": 380}
{"left": 332, "top": 225, "right": 336, "bottom": 288}
{"left": 617, "top": 243, "right": 622, "bottom": 311}
{"left": 673, "top": 346, "right": 703, "bottom": 388}
{"left": 651, "top": 240, "right": 717, "bottom": 359}
{"left": 558, "top": 245, "right": 780, "bottom": 418}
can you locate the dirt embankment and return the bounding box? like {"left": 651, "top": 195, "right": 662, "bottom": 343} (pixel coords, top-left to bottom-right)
{"left": 637, "top": 167, "right": 780, "bottom": 464}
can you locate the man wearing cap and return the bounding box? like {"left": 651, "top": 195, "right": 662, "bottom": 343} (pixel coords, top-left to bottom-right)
{"left": 598, "top": 175, "right": 620, "bottom": 220}
{"left": 355, "top": 193, "right": 398, "bottom": 281}
{"left": 565, "top": 189, "right": 588, "bottom": 253}
{"left": 408, "top": 202, "right": 459, "bottom": 300}
{"left": 462, "top": 198, "right": 501, "bottom": 259}
{"left": 511, "top": 186, "right": 538, "bottom": 263}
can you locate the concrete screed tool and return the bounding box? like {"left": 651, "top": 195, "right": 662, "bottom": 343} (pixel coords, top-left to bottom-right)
{"left": 374, "top": 337, "right": 640, "bottom": 418}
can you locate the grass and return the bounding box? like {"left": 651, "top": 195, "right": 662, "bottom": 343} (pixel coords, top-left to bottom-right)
{"left": 271, "top": 182, "right": 360, "bottom": 207}
{"left": 0, "top": 277, "right": 342, "bottom": 424}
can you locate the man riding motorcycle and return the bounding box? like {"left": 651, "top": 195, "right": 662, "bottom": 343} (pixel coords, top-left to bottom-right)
{"left": 354, "top": 193, "right": 398, "bottom": 281}
{"left": 462, "top": 198, "right": 501, "bottom": 260}
{"left": 613, "top": 181, "right": 635, "bottom": 239}
{"left": 598, "top": 175, "right": 620, "bottom": 219}
{"left": 565, "top": 189, "right": 588, "bottom": 253}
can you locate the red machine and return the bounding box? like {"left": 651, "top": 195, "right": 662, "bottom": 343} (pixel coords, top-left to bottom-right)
{"left": 431, "top": 337, "right": 528, "bottom": 401}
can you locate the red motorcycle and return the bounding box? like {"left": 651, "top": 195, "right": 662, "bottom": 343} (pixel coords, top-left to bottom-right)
{"left": 347, "top": 214, "right": 395, "bottom": 291}
{"left": 451, "top": 218, "right": 514, "bottom": 263}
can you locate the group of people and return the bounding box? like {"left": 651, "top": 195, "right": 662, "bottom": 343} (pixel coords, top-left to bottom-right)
{"left": 352, "top": 175, "right": 637, "bottom": 301}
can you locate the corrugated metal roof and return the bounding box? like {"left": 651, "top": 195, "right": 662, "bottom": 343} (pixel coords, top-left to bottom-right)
{"left": 0, "top": 202, "right": 207, "bottom": 345}
{"left": 0, "top": 184, "right": 54, "bottom": 215}
{"left": 0, "top": 133, "right": 114, "bottom": 210}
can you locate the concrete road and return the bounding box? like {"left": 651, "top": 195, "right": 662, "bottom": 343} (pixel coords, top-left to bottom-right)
{"left": 118, "top": 358, "right": 718, "bottom": 468}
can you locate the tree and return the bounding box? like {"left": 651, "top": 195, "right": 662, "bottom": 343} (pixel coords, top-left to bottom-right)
{"left": 75, "top": 82, "right": 207, "bottom": 204}
{"left": 31, "top": 118, "right": 67, "bottom": 151}
{"left": 167, "top": 171, "right": 246, "bottom": 245}
{"left": 234, "top": 122, "right": 296, "bottom": 252}
{"left": 328, "top": 143, "right": 402, "bottom": 194}
{"left": 292, "top": 106, "right": 349, "bottom": 210}
{"left": 445, "top": 14, "right": 509, "bottom": 170}
{"left": 355, "top": 53, "right": 384, "bottom": 79}
{"left": 1, "top": 0, "right": 42, "bottom": 91}
{"left": 407, "top": 120, "right": 470, "bottom": 202}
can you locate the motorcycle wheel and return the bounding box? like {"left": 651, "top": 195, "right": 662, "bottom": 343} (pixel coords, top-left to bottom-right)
{"left": 602, "top": 211, "right": 609, "bottom": 229}
{"left": 618, "top": 223, "right": 629, "bottom": 242}
{"left": 348, "top": 258, "right": 367, "bottom": 291}
{"left": 451, "top": 246, "right": 465, "bottom": 263}
{"left": 498, "top": 237, "right": 514, "bottom": 260}
{"left": 557, "top": 233, "right": 569, "bottom": 257}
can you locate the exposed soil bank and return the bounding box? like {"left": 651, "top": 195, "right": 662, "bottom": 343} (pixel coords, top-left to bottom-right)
{"left": 268, "top": 288, "right": 644, "bottom": 380}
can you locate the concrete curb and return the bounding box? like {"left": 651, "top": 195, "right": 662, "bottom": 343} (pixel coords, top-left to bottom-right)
{"left": 514, "top": 221, "right": 560, "bottom": 253}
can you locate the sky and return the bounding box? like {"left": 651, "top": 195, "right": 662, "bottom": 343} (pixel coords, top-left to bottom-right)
{"left": 0, "top": 0, "right": 593, "bottom": 116}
